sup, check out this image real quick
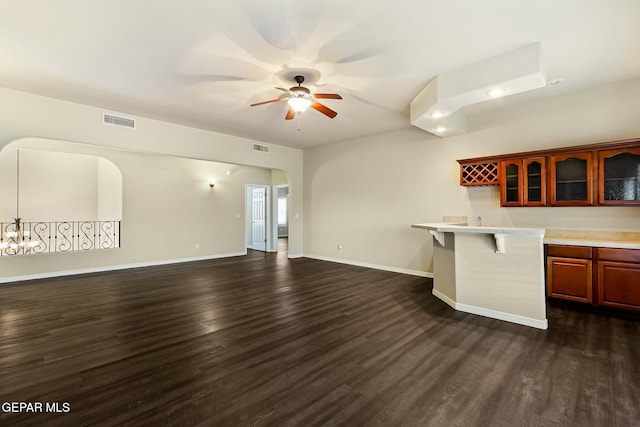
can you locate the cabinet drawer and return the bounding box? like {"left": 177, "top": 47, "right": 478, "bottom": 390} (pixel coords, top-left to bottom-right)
{"left": 597, "top": 247, "right": 640, "bottom": 263}
{"left": 546, "top": 245, "right": 592, "bottom": 259}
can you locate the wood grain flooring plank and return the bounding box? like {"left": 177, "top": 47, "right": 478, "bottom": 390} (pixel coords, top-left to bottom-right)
{"left": 1, "top": 247, "right": 639, "bottom": 426}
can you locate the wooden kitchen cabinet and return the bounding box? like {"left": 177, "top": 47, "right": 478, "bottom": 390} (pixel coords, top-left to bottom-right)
{"left": 458, "top": 137, "right": 640, "bottom": 207}
{"left": 548, "top": 152, "right": 595, "bottom": 206}
{"left": 546, "top": 245, "right": 593, "bottom": 303}
{"left": 500, "top": 159, "right": 522, "bottom": 206}
{"left": 597, "top": 248, "right": 640, "bottom": 311}
{"left": 547, "top": 245, "right": 640, "bottom": 312}
{"left": 598, "top": 147, "right": 640, "bottom": 205}
{"left": 499, "top": 157, "right": 546, "bottom": 207}
{"left": 459, "top": 161, "right": 499, "bottom": 186}
{"left": 524, "top": 157, "right": 546, "bottom": 206}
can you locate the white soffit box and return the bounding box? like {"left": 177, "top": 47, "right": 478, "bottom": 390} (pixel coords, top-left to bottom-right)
{"left": 410, "top": 42, "right": 546, "bottom": 137}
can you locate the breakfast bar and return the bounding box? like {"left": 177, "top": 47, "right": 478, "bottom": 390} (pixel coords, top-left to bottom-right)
{"left": 412, "top": 223, "right": 548, "bottom": 329}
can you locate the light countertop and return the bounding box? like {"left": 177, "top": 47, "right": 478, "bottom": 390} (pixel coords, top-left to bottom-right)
{"left": 411, "top": 222, "right": 545, "bottom": 237}
{"left": 412, "top": 223, "right": 640, "bottom": 249}
{"left": 544, "top": 229, "right": 640, "bottom": 249}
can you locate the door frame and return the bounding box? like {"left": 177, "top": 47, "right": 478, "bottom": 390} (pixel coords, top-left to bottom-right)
{"left": 245, "top": 184, "right": 272, "bottom": 252}
{"left": 272, "top": 184, "right": 289, "bottom": 252}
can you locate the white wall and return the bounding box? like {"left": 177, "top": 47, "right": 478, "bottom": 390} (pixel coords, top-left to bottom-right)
{"left": 0, "top": 87, "right": 303, "bottom": 258}
{"left": 0, "top": 138, "right": 272, "bottom": 281}
{"left": 0, "top": 87, "right": 302, "bottom": 282}
{"left": 0, "top": 146, "right": 118, "bottom": 221}
{"left": 97, "top": 157, "right": 123, "bottom": 220}
{"left": 303, "top": 76, "right": 640, "bottom": 275}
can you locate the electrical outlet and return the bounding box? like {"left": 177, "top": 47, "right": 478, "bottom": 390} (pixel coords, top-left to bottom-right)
{"left": 195, "top": 243, "right": 200, "bottom": 250}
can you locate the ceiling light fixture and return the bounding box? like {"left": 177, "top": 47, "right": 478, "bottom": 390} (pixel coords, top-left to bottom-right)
{"left": 287, "top": 96, "right": 312, "bottom": 114}
{"left": 486, "top": 88, "right": 507, "bottom": 98}
{"left": 251, "top": 73, "right": 341, "bottom": 121}
{"left": 430, "top": 111, "right": 445, "bottom": 119}
{"left": 435, "top": 126, "right": 447, "bottom": 133}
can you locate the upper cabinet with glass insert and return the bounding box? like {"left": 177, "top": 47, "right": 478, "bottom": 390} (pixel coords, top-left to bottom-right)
{"left": 598, "top": 147, "right": 640, "bottom": 205}
{"left": 499, "top": 157, "right": 546, "bottom": 206}
{"left": 548, "top": 152, "right": 594, "bottom": 206}
{"left": 458, "top": 138, "right": 640, "bottom": 207}
{"left": 524, "top": 157, "right": 546, "bottom": 206}
{"left": 499, "top": 160, "right": 522, "bottom": 206}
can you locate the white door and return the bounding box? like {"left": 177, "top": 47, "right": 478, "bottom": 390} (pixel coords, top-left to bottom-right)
{"left": 251, "top": 187, "right": 267, "bottom": 251}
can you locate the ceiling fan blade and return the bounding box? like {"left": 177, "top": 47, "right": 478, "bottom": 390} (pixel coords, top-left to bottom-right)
{"left": 275, "top": 87, "right": 291, "bottom": 93}
{"left": 311, "top": 101, "right": 338, "bottom": 118}
{"left": 285, "top": 107, "right": 296, "bottom": 120}
{"left": 250, "top": 98, "right": 286, "bottom": 107}
{"left": 313, "top": 93, "right": 342, "bottom": 99}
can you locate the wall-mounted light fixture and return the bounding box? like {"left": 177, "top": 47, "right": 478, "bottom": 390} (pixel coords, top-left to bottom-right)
{"left": 208, "top": 179, "right": 215, "bottom": 188}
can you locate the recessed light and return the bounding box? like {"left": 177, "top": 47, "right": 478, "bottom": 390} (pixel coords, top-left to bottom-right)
{"left": 486, "top": 88, "right": 507, "bottom": 98}
{"left": 435, "top": 126, "right": 447, "bottom": 133}
{"left": 430, "top": 111, "right": 445, "bottom": 119}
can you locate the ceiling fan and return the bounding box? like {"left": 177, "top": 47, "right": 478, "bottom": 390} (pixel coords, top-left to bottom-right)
{"left": 250, "top": 75, "right": 342, "bottom": 120}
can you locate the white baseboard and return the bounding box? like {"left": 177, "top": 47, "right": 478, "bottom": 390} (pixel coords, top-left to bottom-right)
{"left": 0, "top": 251, "right": 247, "bottom": 284}
{"left": 287, "top": 253, "right": 304, "bottom": 259}
{"left": 432, "top": 289, "right": 548, "bottom": 330}
{"left": 432, "top": 288, "right": 457, "bottom": 309}
{"left": 303, "top": 254, "right": 433, "bottom": 278}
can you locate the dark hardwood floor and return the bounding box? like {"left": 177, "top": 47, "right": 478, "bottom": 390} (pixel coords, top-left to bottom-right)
{"left": 1, "top": 250, "right": 639, "bottom": 426}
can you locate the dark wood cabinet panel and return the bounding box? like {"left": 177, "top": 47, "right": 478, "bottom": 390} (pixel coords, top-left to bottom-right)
{"left": 598, "top": 247, "right": 640, "bottom": 263}
{"left": 459, "top": 138, "right": 640, "bottom": 207}
{"left": 598, "top": 261, "right": 640, "bottom": 311}
{"left": 546, "top": 245, "right": 640, "bottom": 313}
{"left": 546, "top": 245, "right": 592, "bottom": 259}
{"left": 499, "top": 157, "right": 547, "bottom": 207}
{"left": 598, "top": 147, "right": 640, "bottom": 205}
{"left": 547, "top": 256, "right": 593, "bottom": 303}
{"left": 548, "top": 152, "right": 595, "bottom": 206}
{"left": 523, "top": 157, "right": 546, "bottom": 206}
{"left": 500, "top": 160, "right": 523, "bottom": 206}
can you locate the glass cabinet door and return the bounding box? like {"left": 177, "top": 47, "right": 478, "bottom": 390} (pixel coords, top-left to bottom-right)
{"left": 523, "top": 157, "right": 546, "bottom": 206}
{"left": 500, "top": 160, "right": 522, "bottom": 206}
{"left": 599, "top": 147, "right": 640, "bottom": 205}
{"left": 549, "top": 152, "right": 594, "bottom": 206}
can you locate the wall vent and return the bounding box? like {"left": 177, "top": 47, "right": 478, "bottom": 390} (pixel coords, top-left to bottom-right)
{"left": 252, "top": 143, "right": 270, "bottom": 153}
{"left": 103, "top": 113, "right": 136, "bottom": 129}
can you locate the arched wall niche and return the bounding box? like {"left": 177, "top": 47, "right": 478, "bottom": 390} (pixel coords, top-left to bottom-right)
{"left": 0, "top": 138, "right": 123, "bottom": 222}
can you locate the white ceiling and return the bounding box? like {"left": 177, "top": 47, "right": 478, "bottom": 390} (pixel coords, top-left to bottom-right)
{"left": 1, "top": 0, "right": 639, "bottom": 148}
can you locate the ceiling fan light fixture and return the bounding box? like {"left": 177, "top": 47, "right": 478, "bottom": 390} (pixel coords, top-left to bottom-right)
{"left": 288, "top": 97, "right": 311, "bottom": 113}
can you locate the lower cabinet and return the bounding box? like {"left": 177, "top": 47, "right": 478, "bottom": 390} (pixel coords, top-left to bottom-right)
{"left": 546, "top": 245, "right": 593, "bottom": 303}
{"left": 598, "top": 248, "right": 640, "bottom": 311}
{"left": 546, "top": 245, "right": 640, "bottom": 312}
